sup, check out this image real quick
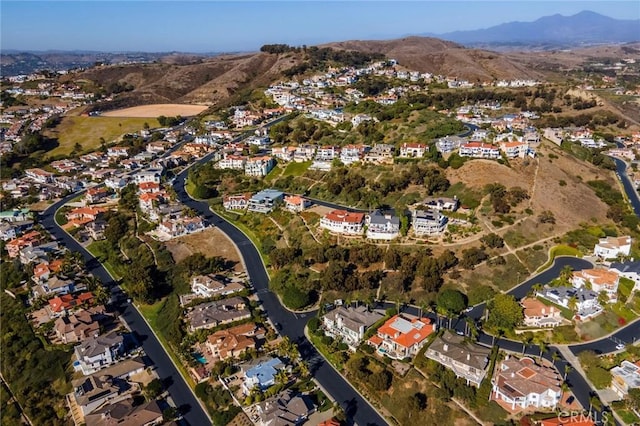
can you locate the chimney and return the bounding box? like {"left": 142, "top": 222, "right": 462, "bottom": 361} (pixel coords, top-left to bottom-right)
{"left": 467, "top": 353, "right": 471, "bottom": 361}
{"left": 443, "top": 344, "right": 448, "bottom": 352}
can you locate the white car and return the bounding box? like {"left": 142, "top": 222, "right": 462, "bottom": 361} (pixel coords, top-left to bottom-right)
{"left": 615, "top": 343, "right": 625, "bottom": 351}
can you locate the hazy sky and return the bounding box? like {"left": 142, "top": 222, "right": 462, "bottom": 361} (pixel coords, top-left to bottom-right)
{"left": 2, "top": 1, "right": 639, "bottom": 52}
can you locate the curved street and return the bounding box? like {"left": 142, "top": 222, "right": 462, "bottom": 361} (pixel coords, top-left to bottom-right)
{"left": 40, "top": 194, "right": 211, "bottom": 426}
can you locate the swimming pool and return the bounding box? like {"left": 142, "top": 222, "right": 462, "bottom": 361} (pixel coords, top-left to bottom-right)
{"left": 193, "top": 353, "right": 207, "bottom": 364}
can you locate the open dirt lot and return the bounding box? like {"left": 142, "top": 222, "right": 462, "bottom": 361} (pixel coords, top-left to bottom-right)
{"left": 101, "top": 104, "right": 208, "bottom": 117}
{"left": 164, "top": 227, "right": 243, "bottom": 271}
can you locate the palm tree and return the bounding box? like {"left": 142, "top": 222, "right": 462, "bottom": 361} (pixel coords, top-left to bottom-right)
{"left": 564, "top": 364, "right": 573, "bottom": 381}
{"left": 533, "top": 336, "right": 547, "bottom": 360}
{"left": 567, "top": 296, "right": 578, "bottom": 312}
{"left": 551, "top": 351, "right": 560, "bottom": 365}
{"left": 521, "top": 333, "right": 533, "bottom": 355}
{"left": 560, "top": 265, "right": 574, "bottom": 282}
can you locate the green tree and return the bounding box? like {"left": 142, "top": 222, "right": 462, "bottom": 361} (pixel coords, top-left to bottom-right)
{"left": 627, "top": 388, "right": 640, "bottom": 410}
{"left": 126, "top": 263, "right": 155, "bottom": 304}
{"left": 436, "top": 289, "right": 467, "bottom": 316}
{"left": 480, "top": 233, "right": 504, "bottom": 249}
{"left": 487, "top": 294, "right": 523, "bottom": 331}
{"left": 144, "top": 378, "right": 163, "bottom": 399}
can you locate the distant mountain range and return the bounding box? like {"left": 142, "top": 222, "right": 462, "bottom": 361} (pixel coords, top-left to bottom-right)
{"left": 432, "top": 11, "right": 639, "bottom": 48}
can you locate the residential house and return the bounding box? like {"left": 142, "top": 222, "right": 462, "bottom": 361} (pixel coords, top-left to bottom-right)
{"left": 364, "top": 144, "right": 394, "bottom": 164}
{"left": 5, "top": 230, "right": 40, "bottom": 258}
{"left": 158, "top": 216, "right": 206, "bottom": 238}
{"left": 85, "top": 187, "right": 109, "bottom": 204}
{"left": 340, "top": 144, "right": 368, "bottom": 165}
{"left": 425, "top": 330, "right": 491, "bottom": 386}
{"left": 322, "top": 306, "right": 383, "bottom": 349}
{"left": 399, "top": 143, "right": 427, "bottom": 158}
{"left": 48, "top": 292, "right": 94, "bottom": 315}
{"left": 242, "top": 357, "right": 285, "bottom": 394}
{"left": 459, "top": 142, "right": 500, "bottom": 159}
{"left": 32, "top": 259, "right": 63, "bottom": 284}
{"left": 315, "top": 146, "right": 339, "bottom": 161}
{"left": 609, "top": 261, "right": 640, "bottom": 291}
{"left": 594, "top": 236, "right": 632, "bottom": 259}
{"left": 54, "top": 309, "right": 101, "bottom": 344}
{"left": 272, "top": 146, "right": 297, "bottom": 162}
{"left": 106, "top": 147, "right": 129, "bottom": 158}
{"left": 571, "top": 269, "right": 619, "bottom": 303}
{"left": 319, "top": 210, "right": 365, "bottom": 235}
{"left": 537, "top": 287, "right": 601, "bottom": 320}
{"left": 491, "top": 356, "right": 562, "bottom": 411}
{"left": 19, "top": 241, "right": 60, "bottom": 265}
{"left": 104, "top": 177, "right": 128, "bottom": 191}
{"left": 520, "top": 297, "right": 562, "bottom": 328}
{"left": 610, "top": 360, "right": 640, "bottom": 398}
{"left": 33, "top": 276, "right": 75, "bottom": 297}
{"left": 421, "top": 196, "right": 459, "bottom": 212}
{"left": 218, "top": 154, "right": 247, "bottom": 170}
{"left": 223, "top": 193, "right": 251, "bottom": 210}
{"left": 245, "top": 156, "right": 275, "bottom": 177}
{"left": 185, "top": 297, "right": 250, "bottom": 332}
{"left": 84, "top": 398, "right": 163, "bottom": 426}
{"left": 253, "top": 389, "right": 315, "bottom": 426}
{"left": 0, "top": 223, "right": 17, "bottom": 241}
{"left": 367, "top": 314, "right": 436, "bottom": 359}
{"left": 191, "top": 274, "right": 245, "bottom": 298}
{"left": 293, "top": 145, "right": 316, "bottom": 162}
{"left": 366, "top": 209, "right": 400, "bottom": 240}
{"left": 0, "top": 208, "right": 31, "bottom": 222}
{"left": 73, "top": 332, "right": 124, "bottom": 375}
{"left": 248, "top": 189, "right": 284, "bottom": 213}
{"left": 412, "top": 209, "right": 447, "bottom": 236}
{"left": 138, "top": 192, "right": 165, "bottom": 215}
{"left": 25, "top": 168, "right": 55, "bottom": 183}
{"left": 206, "top": 322, "right": 263, "bottom": 361}
{"left": 138, "top": 182, "right": 161, "bottom": 193}
{"left": 86, "top": 220, "right": 107, "bottom": 240}
{"left": 436, "top": 136, "right": 467, "bottom": 154}
{"left": 133, "top": 168, "right": 163, "bottom": 185}
{"left": 500, "top": 141, "right": 532, "bottom": 158}
{"left": 283, "top": 195, "right": 311, "bottom": 212}
{"left": 71, "top": 374, "right": 120, "bottom": 415}
{"left": 66, "top": 206, "right": 105, "bottom": 223}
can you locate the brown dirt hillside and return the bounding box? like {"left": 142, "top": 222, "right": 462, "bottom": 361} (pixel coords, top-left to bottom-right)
{"left": 60, "top": 51, "right": 302, "bottom": 109}
{"left": 323, "top": 36, "right": 544, "bottom": 82}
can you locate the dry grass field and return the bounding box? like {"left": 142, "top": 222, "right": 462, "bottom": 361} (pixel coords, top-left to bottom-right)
{"left": 101, "top": 104, "right": 208, "bottom": 117}
{"left": 164, "top": 227, "right": 243, "bottom": 270}
{"left": 44, "top": 116, "right": 159, "bottom": 157}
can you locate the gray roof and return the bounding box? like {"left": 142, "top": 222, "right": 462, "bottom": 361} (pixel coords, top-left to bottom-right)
{"left": 186, "top": 297, "right": 249, "bottom": 328}
{"left": 610, "top": 261, "right": 640, "bottom": 275}
{"left": 427, "top": 330, "right": 491, "bottom": 371}
{"left": 75, "top": 332, "right": 123, "bottom": 358}
{"left": 367, "top": 209, "right": 399, "bottom": 226}
{"left": 323, "top": 305, "right": 383, "bottom": 333}
{"left": 541, "top": 286, "right": 598, "bottom": 302}
{"left": 72, "top": 375, "right": 118, "bottom": 407}
{"left": 257, "top": 389, "right": 314, "bottom": 426}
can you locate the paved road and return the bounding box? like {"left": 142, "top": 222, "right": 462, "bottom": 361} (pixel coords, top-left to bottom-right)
{"left": 173, "top": 171, "right": 389, "bottom": 426}
{"left": 613, "top": 156, "right": 640, "bottom": 217}
{"left": 40, "top": 194, "right": 211, "bottom": 426}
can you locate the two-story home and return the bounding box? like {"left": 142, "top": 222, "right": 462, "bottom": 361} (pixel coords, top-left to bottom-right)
{"left": 48, "top": 292, "right": 94, "bottom": 315}
{"left": 242, "top": 357, "right": 285, "bottom": 394}
{"left": 185, "top": 297, "right": 250, "bottom": 332}
{"left": 367, "top": 314, "right": 436, "bottom": 359}
{"left": 223, "top": 193, "right": 251, "bottom": 210}
{"left": 134, "top": 168, "right": 163, "bottom": 185}
{"left": 366, "top": 209, "right": 400, "bottom": 240}
{"left": 399, "top": 143, "right": 427, "bottom": 158}
{"left": 609, "top": 261, "right": 640, "bottom": 291}
{"left": 245, "top": 156, "right": 275, "bottom": 177}
{"left": 412, "top": 209, "right": 447, "bottom": 236}
{"left": 322, "top": 306, "right": 383, "bottom": 350}
{"left": 571, "top": 269, "right": 619, "bottom": 303}
{"left": 247, "top": 189, "right": 284, "bottom": 213}
{"left": 520, "top": 297, "right": 562, "bottom": 328}
{"left": 85, "top": 187, "right": 109, "bottom": 204}
{"left": 106, "top": 146, "right": 129, "bottom": 158}
{"left": 315, "top": 146, "right": 339, "bottom": 161}
{"left": 319, "top": 210, "right": 365, "bottom": 235}
{"left": 500, "top": 141, "right": 531, "bottom": 159}
{"left": 425, "top": 330, "right": 491, "bottom": 387}
{"left": 85, "top": 398, "right": 163, "bottom": 426}
{"left": 340, "top": 144, "right": 369, "bottom": 165}
{"left": 492, "top": 356, "right": 563, "bottom": 411}
{"left": 158, "top": 216, "right": 206, "bottom": 238}
{"left": 364, "top": 143, "right": 395, "bottom": 164}
{"left": 272, "top": 146, "right": 297, "bottom": 162}
{"left": 34, "top": 276, "right": 75, "bottom": 297}
{"left": 73, "top": 332, "right": 124, "bottom": 375}
{"left": 610, "top": 360, "right": 640, "bottom": 398}
{"left": 537, "top": 286, "right": 601, "bottom": 320}
{"left": 71, "top": 374, "right": 120, "bottom": 415}
{"left": 54, "top": 309, "right": 101, "bottom": 344}
{"left": 206, "top": 322, "right": 264, "bottom": 361}
{"left": 191, "top": 274, "right": 245, "bottom": 298}
{"left": 459, "top": 142, "right": 500, "bottom": 159}
{"left": 283, "top": 195, "right": 311, "bottom": 212}
{"left": 25, "top": 168, "right": 55, "bottom": 183}
{"left": 5, "top": 230, "right": 41, "bottom": 258}
{"left": 253, "top": 389, "right": 315, "bottom": 426}
{"left": 421, "top": 196, "right": 459, "bottom": 212}
{"left": 593, "top": 236, "right": 632, "bottom": 259}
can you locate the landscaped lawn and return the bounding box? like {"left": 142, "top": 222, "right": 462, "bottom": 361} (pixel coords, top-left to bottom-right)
{"left": 619, "top": 277, "right": 635, "bottom": 299}
{"left": 44, "top": 116, "right": 160, "bottom": 157}
{"left": 536, "top": 244, "right": 582, "bottom": 272}
{"left": 282, "top": 161, "right": 311, "bottom": 177}
{"left": 86, "top": 241, "right": 125, "bottom": 280}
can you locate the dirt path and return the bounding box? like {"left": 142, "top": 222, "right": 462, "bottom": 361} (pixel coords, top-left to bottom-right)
{"left": 268, "top": 217, "right": 289, "bottom": 247}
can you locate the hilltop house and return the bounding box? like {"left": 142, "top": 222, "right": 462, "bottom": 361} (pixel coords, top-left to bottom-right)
{"left": 366, "top": 209, "right": 400, "bottom": 240}
{"left": 367, "top": 314, "right": 436, "bottom": 359}
{"left": 247, "top": 189, "right": 284, "bottom": 213}
{"left": 185, "top": 297, "right": 250, "bottom": 332}
{"left": 491, "top": 356, "right": 562, "bottom": 411}
{"left": 571, "top": 269, "right": 619, "bottom": 303}
{"left": 85, "top": 187, "right": 109, "bottom": 205}
{"left": 191, "top": 274, "right": 245, "bottom": 299}
{"left": 537, "top": 286, "right": 601, "bottom": 320}
{"left": 610, "top": 360, "right": 640, "bottom": 398}
{"left": 425, "top": 330, "right": 491, "bottom": 387}
{"left": 412, "top": 209, "right": 447, "bottom": 236}
{"left": 459, "top": 142, "right": 500, "bottom": 159}
{"left": 364, "top": 143, "right": 395, "bottom": 164}
{"left": 319, "top": 210, "right": 365, "bottom": 235}
{"left": 520, "top": 297, "right": 562, "bottom": 328}
{"left": 283, "top": 195, "right": 311, "bottom": 212}
{"left": 223, "top": 193, "right": 251, "bottom": 210}
{"left": 421, "top": 196, "right": 459, "bottom": 212}
{"left": 594, "top": 236, "right": 632, "bottom": 259}
{"left": 399, "top": 142, "right": 427, "bottom": 158}
{"left": 609, "top": 261, "right": 640, "bottom": 291}
{"left": 322, "top": 306, "right": 384, "bottom": 350}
